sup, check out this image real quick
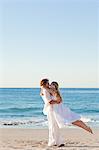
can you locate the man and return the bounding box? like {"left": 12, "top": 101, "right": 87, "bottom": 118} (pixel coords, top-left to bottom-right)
{"left": 40, "top": 79, "right": 64, "bottom": 147}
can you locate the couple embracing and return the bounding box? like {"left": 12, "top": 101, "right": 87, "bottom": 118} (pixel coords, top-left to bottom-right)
{"left": 40, "top": 79, "right": 93, "bottom": 147}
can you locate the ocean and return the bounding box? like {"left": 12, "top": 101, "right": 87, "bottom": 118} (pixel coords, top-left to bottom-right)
{"left": 0, "top": 88, "right": 99, "bottom": 128}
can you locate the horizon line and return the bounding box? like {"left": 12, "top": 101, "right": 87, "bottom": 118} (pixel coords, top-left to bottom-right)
{"left": 0, "top": 87, "right": 99, "bottom": 89}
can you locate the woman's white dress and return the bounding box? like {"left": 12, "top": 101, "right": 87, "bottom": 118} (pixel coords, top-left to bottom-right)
{"left": 52, "top": 95, "right": 81, "bottom": 128}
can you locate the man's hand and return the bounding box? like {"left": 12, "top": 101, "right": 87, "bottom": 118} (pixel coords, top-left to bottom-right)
{"left": 49, "top": 100, "right": 61, "bottom": 104}
{"left": 49, "top": 100, "right": 56, "bottom": 104}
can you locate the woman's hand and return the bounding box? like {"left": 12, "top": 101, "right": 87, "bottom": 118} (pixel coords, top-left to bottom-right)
{"left": 56, "top": 98, "right": 62, "bottom": 104}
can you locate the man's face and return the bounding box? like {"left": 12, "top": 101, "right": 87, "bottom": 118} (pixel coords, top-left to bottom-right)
{"left": 45, "top": 81, "right": 49, "bottom": 88}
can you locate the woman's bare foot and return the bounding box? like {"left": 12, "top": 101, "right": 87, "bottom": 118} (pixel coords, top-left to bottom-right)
{"left": 87, "top": 126, "right": 93, "bottom": 134}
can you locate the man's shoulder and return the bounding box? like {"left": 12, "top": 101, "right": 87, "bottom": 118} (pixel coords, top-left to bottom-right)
{"left": 42, "top": 88, "right": 50, "bottom": 95}
{"left": 43, "top": 88, "right": 48, "bottom": 93}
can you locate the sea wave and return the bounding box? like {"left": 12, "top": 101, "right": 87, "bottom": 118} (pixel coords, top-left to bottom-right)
{"left": 80, "top": 116, "right": 99, "bottom": 123}
{"left": 0, "top": 107, "right": 42, "bottom": 113}
{"left": 0, "top": 117, "right": 47, "bottom": 126}
{"left": 0, "top": 116, "right": 99, "bottom": 127}
{"left": 61, "top": 88, "right": 99, "bottom": 94}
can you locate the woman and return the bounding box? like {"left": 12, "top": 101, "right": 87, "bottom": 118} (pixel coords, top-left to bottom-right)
{"left": 47, "top": 81, "right": 93, "bottom": 134}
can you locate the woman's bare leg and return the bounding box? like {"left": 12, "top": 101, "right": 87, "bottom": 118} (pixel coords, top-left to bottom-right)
{"left": 72, "top": 120, "right": 93, "bottom": 134}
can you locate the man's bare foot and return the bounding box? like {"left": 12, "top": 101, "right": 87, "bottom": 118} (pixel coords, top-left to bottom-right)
{"left": 58, "top": 144, "right": 65, "bottom": 147}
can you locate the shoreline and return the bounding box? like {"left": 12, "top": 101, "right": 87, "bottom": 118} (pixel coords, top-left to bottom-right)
{"left": 0, "top": 128, "right": 99, "bottom": 150}
{"left": 0, "top": 125, "right": 99, "bottom": 129}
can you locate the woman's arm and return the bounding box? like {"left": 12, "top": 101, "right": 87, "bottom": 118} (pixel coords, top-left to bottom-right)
{"left": 45, "top": 88, "right": 62, "bottom": 104}
{"left": 56, "top": 97, "right": 62, "bottom": 103}
{"left": 49, "top": 96, "right": 62, "bottom": 104}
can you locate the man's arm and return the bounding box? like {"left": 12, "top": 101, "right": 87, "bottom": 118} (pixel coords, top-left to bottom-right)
{"left": 49, "top": 96, "right": 62, "bottom": 104}
{"left": 43, "top": 89, "right": 54, "bottom": 104}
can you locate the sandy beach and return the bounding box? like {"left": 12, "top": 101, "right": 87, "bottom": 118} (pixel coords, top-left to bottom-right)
{"left": 0, "top": 128, "right": 99, "bottom": 150}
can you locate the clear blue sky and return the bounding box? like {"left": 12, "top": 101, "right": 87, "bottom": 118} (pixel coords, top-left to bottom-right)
{"left": 0, "top": 0, "right": 98, "bottom": 88}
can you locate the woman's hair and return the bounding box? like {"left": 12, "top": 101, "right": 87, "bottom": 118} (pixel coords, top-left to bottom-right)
{"left": 51, "top": 81, "right": 62, "bottom": 99}
{"left": 40, "top": 78, "right": 49, "bottom": 87}
{"left": 51, "top": 81, "right": 59, "bottom": 90}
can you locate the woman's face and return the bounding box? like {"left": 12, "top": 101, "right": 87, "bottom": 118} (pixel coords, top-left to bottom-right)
{"left": 50, "top": 84, "right": 56, "bottom": 89}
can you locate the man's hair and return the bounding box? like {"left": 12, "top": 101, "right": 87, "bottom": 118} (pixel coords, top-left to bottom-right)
{"left": 40, "top": 78, "right": 49, "bottom": 87}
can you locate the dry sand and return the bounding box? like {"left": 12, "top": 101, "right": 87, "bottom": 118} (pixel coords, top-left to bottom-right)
{"left": 0, "top": 128, "right": 99, "bottom": 150}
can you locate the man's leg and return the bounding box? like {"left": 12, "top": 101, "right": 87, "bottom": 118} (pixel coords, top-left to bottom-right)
{"left": 53, "top": 112, "right": 64, "bottom": 146}
{"left": 47, "top": 108, "right": 65, "bottom": 146}
{"left": 47, "top": 111, "right": 56, "bottom": 146}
